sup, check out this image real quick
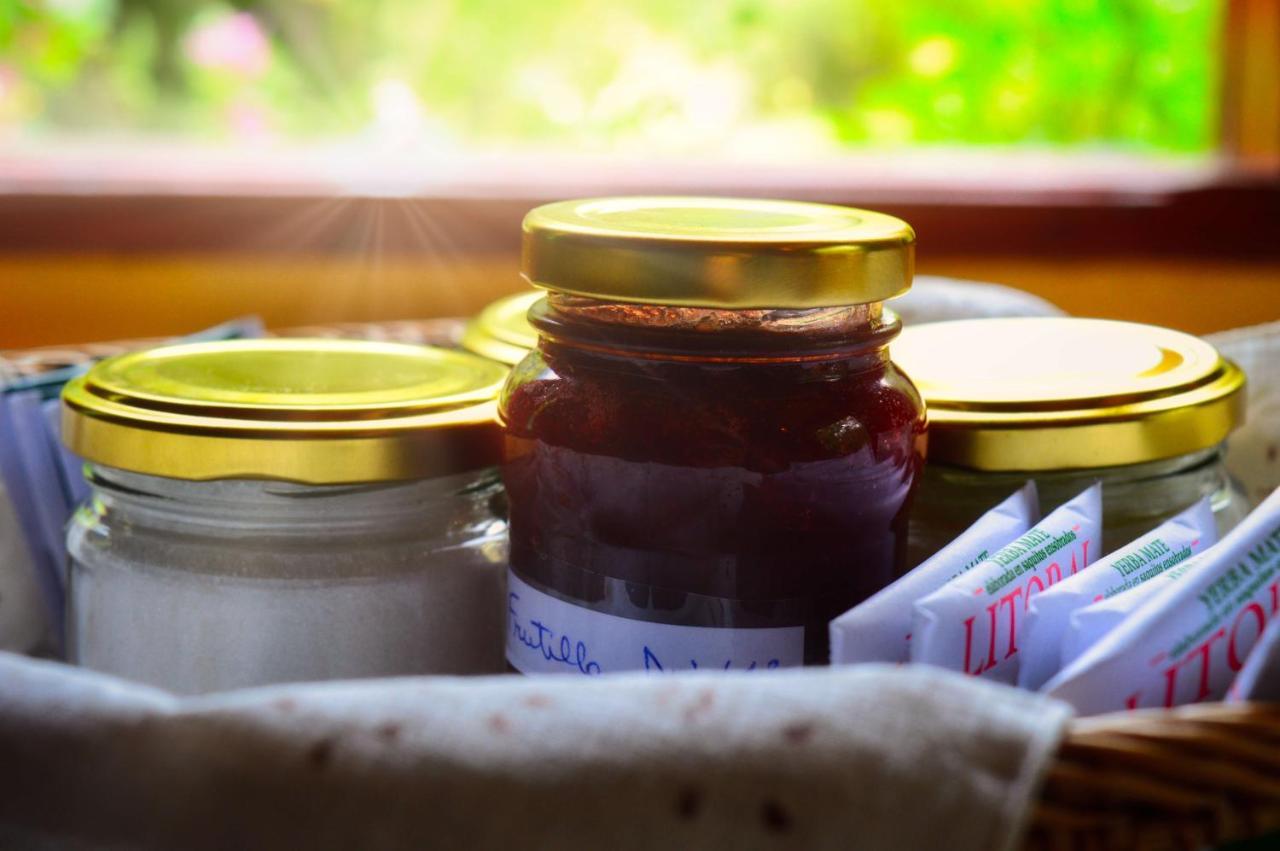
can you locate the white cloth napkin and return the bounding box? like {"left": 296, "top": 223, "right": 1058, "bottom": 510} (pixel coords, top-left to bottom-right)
{"left": 892, "top": 275, "right": 1064, "bottom": 326}
{"left": 0, "top": 653, "right": 1070, "bottom": 851}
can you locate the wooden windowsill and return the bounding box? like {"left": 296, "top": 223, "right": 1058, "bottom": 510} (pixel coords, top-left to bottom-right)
{"left": 0, "top": 146, "right": 1277, "bottom": 259}
{"left": 2, "top": 145, "right": 1277, "bottom": 347}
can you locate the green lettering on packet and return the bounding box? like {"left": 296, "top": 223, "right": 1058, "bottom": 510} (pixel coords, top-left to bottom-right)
{"left": 1129, "top": 545, "right": 1192, "bottom": 590}
{"left": 912, "top": 483, "right": 1101, "bottom": 687}
{"left": 1198, "top": 565, "right": 1249, "bottom": 611}
{"left": 1110, "top": 539, "right": 1172, "bottom": 578}
{"left": 1028, "top": 497, "right": 1218, "bottom": 693}
{"left": 1041, "top": 491, "right": 1280, "bottom": 713}
{"left": 985, "top": 529, "right": 1076, "bottom": 596}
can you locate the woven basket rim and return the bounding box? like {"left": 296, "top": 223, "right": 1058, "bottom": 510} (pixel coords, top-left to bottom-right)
{"left": 1027, "top": 701, "right": 1280, "bottom": 850}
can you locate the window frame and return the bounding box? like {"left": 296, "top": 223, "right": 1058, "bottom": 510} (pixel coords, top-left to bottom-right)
{"left": 0, "top": 0, "right": 1275, "bottom": 260}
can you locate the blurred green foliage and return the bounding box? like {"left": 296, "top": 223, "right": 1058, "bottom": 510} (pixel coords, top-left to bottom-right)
{"left": 0, "top": 0, "right": 1220, "bottom": 152}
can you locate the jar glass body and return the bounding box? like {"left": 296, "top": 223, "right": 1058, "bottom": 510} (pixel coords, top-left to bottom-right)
{"left": 500, "top": 297, "right": 927, "bottom": 669}
{"left": 907, "top": 446, "right": 1249, "bottom": 567}
{"left": 67, "top": 465, "right": 508, "bottom": 695}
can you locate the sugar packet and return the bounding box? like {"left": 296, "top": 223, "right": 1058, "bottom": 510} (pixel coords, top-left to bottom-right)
{"left": 1017, "top": 497, "right": 1217, "bottom": 690}
{"left": 1044, "top": 486, "right": 1280, "bottom": 714}
{"left": 1227, "top": 614, "right": 1280, "bottom": 702}
{"left": 830, "top": 482, "right": 1038, "bottom": 664}
{"left": 911, "top": 483, "right": 1101, "bottom": 683}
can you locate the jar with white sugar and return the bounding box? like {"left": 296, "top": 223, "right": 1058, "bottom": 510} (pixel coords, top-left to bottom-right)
{"left": 893, "top": 318, "right": 1249, "bottom": 566}
{"left": 61, "top": 339, "right": 509, "bottom": 695}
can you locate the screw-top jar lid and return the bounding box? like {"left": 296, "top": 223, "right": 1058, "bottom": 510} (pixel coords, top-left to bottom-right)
{"left": 522, "top": 196, "right": 914, "bottom": 309}
{"left": 894, "top": 318, "right": 1246, "bottom": 471}
{"left": 460, "top": 290, "right": 542, "bottom": 365}
{"left": 62, "top": 339, "right": 507, "bottom": 484}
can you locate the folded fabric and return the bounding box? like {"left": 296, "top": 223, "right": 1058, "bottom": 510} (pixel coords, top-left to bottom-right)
{"left": 0, "top": 653, "right": 1070, "bottom": 851}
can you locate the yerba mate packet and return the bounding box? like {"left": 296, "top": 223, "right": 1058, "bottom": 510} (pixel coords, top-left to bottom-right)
{"left": 830, "top": 482, "right": 1038, "bottom": 664}
{"left": 1045, "top": 486, "right": 1280, "bottom": 714}
{"left": 1058, "top": 553, "right": 1207, "bottom": 672}
{"left": 1018, "top": 497, "right": 1217, "bottom": 691}
{"left": 911, "top": 483, "right": 1101, "bottom": 684}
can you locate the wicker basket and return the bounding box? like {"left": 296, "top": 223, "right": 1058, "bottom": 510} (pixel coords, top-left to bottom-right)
{"left": 1028, "top": 702, "right": 1280, "bottom": 850}
{"left": 8, "top": 314, "right": 1280, "bottom": 851}
{"left": 318, "top": 315, "right": 1275, "bottom": 850}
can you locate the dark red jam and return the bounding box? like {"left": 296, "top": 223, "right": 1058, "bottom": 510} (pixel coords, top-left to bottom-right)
{"left": 501, "top": 296, "right": 926, "bottom": 668}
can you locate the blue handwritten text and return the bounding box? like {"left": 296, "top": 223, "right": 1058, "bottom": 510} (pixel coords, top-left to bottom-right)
{"left": 508, "top": 592, "right": 603, "bottom": 675}
{"left": 642, "top": 646, "right": 782, "bottom": 672}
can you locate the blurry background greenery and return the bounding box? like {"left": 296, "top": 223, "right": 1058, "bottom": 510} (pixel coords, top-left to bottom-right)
{"left": 0, "top": 0, "right": 1220, "bottom": 155}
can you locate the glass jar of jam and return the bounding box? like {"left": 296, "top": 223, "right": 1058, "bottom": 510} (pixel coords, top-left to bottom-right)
{"left": 893, "top": 318, "right": 1249, "bottom": 565}
{"left": 500, "top": 197, "right": 926, "bottom": 673}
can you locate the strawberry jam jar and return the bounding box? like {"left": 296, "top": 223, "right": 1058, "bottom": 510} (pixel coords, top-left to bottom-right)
{"left": 501, "top": 197, "right": 926, "bottom": 673}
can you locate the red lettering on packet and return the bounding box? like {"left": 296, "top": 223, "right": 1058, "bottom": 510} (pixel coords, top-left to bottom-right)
{"left": 962, "top": 616, "right": 980, "bottom": 675}
{"left": 998, "top": 586, "right": 1024, "bottom": 659}
{"left": 1065, "top": 539, "right": 1090, "bottom": 578}
{"left": 1045, "top": 561, "right": 1062, "bottom": 586}
{"left": 984, "top": 602, "right": 999, "bottom": 670}
{"left": 962, "top": 538, "right": 1098, "bottom": 678}
{"left": 1228, "top": 603, "right": 1266, "bottom": 671}
{"left": 1163, "top": 628, "right": 1226, "bottom": 706}
{"left": 963, "top": 603, "right": 1002, "bottom": 676}
{"left": 1025, "top": 575, "right": 1045, "bottom": 600}
{"left": 1124, "top": 691, "right": 1142, "bottom": 710}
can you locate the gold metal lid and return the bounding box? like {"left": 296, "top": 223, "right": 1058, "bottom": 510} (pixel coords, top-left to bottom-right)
{"left": 893, "top": 318, "right": 1246, "bottom": 471}
{"left": 522, "top": 196, "right": 914, "bottom": 309}
{"left": 460, "top": 290, "right": 541, "bottom": 365}
{"left": 62, "top": 339, "right": 507, "bottom": 484}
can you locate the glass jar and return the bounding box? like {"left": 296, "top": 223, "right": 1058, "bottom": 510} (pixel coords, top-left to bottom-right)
{"left": 500, "top": 197, "right": 927, "bottom": 673}
{"left": 61, "top": 339, "right": 509, "bottom": 694}
{"left": 893, "top": 318, "right": 1249, "bottom": 565}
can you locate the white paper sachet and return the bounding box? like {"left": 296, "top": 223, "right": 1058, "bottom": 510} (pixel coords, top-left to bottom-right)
{"left": 830, "top": 483, "right": 1038, "bottom": 664}
{"left": 1228, "top": 615, "right": 1280, "bottom": 702}
{"left": 1044, "top": 486, "right": 1280, "bottom": 714}
{"left": 1058, "top": 549, "right": 1208, "bottom": 673}
{"left": 1017, "top": 497, "right": 1217, "bottom": 690}
{"left": 911, "top": 483, "right": 1102, "bottom": 684}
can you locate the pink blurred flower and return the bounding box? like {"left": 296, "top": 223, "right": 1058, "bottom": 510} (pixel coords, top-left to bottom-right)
{"left": 227, "top": 100, "right": 273, "bottom": 140}
{"left": 186, "top": 13, "right": 271, "bottom": 77}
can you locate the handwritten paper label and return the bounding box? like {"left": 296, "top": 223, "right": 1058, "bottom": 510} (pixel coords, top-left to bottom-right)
{"left": 506, "top": 569, "right": 805, "bottom": 675}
